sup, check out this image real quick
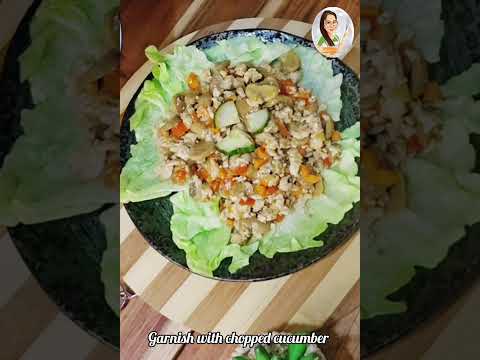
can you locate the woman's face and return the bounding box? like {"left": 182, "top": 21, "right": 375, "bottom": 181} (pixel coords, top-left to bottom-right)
{"left": 324, "top": 14, "right": 338, "bottom": 33}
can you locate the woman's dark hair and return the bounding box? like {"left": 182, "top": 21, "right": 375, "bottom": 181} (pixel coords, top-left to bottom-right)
{"left": 320, "top": 10, "right": 337, "bottom": 46}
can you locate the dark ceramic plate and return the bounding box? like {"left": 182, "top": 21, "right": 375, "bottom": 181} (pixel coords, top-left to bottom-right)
{"left": 0, "top": 0, "right": 119, "bottom": 348}
{"left": 121, "top": 29, "right": 360, "bottom": 281}
{"left": 361, "top": 0, "right": 480, "bottom": 355}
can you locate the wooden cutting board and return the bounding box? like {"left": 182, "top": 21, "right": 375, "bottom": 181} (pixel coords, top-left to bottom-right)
{"left": 120, "top": 17, "right": 360, "bottom": 335}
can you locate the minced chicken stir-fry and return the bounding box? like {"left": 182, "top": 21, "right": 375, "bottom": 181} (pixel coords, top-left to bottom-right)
{"left": 361, "top": 9, "right": 443, "bottom": 217}
{"left": 157, "top": 51, "right": 344, "bottom": 245}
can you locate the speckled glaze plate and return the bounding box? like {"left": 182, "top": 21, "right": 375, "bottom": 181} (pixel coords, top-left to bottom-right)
{"left": 121, "top": 29, "right": 360, "bottom": 281}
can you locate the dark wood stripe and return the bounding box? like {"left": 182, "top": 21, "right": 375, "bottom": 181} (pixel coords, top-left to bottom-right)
{"left": 86, "top": 343, "right": 118, "bottom": 360}
{"left": 0, "top": 226, "right": 7, "bottom": 239}
{"left": 141, "top": 263, "right": 191, "bottom": 310}
{"left": 120, "top": 230, "right": 149, "bottom": 276}
{"left": 257, "top": 17, "right": 289, "bottom": 30}
{"left": 0, "top": 276, "right": 58, "bottom": 359}
{"left": 190, "top": 21, "right": 232, "bottom": 42}
{"left": 182, "top": 0, "right": 268, "bottom": 36}
{"left": 187, "top": 281, "right": 250, "bottom": 333}
{"left": 248, "top": 238, "right": 353, "bottom": 334}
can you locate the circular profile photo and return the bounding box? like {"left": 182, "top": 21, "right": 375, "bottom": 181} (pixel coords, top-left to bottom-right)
{"left": 312, "top": 7, "right": 354, "bottom": 59}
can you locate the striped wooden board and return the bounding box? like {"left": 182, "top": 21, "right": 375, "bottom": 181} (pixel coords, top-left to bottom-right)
{"left": 120, "top": 17, "right": 360, "bottom": 335}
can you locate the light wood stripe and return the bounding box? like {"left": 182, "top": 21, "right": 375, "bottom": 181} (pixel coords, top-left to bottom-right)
{"left": 227, "top": 17, "right": 264, "bottom": 30}
{"left": 186, "top": 282, "right": 250, "bottom": 333}
{"left": 159, "top": 0, "right": 209, "bottom": 49}
{"left": 123, "top": 247, "right": 169, "bottom": 295}
{"left": 120, "top": 206, "right": 136, "bottom": 245}
{"left": 281, "top": 20, "right": 311, "bottom": 38}
{"left": 21, "top": 313, "right": 98, "bottom": 360}
{"left": 423, "top": 282, "right": 480, "bottom": 359}
{"left": 120, "top": 230, "right": 150, "bottom": 276}
{"left": 258, "top": 0, "right": 289, "bottom": 17}
{"left": 160, "top": 274, "right": 218, "bottom": 324}
{"left": 0, "top": 232, "right": 30, "bottom": 308}
{"left": 0, "top": 276, "right": 58, "bottom": 360}
{"left": 141, "top": 264, "right": 191, "bottom": 310}
{"left": 214, "top": 276, "right": 290, "bottom": 334}
{"left": 247, "top": 237, "right": 354, "bottom": 334}
{"left": 286, "top": 233, "right": 360, "bottom": 330}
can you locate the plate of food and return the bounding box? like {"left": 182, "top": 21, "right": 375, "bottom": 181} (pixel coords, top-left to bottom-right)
{"left": 120, "top": 29, "right": 360, "bottom": 280}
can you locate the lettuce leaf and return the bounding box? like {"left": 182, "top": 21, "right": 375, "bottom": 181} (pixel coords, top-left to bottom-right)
{"left": 259, "top": 123, "right": 360, "bottom": 258}
{"left": 382, "top": 0, "right": 444, "bottom": 63}
{"left": 294, "top": 47, "right": 343, "bottom": 122}
{"left": 169, "top": 191, "right": 258, "bottom": 276}
{"left": 120, "top": 45, "right": 213, "bottom": 203}
{"left": 204, "top": 36, "right": 291, "bottom": 66}
{"left": 0, "top": 0, "right": 118, "bottom": 226}
{"left": 0, "top": 98, "right": 116, "bottom": 226}
{"left": 100, "top": 205, "right": 120, "bottom": 316}
{"left": 19, "top": 0, "right": 117, "bottom": 102}
{"left": 361, "top": 64, "right": 480, "bottom": 318}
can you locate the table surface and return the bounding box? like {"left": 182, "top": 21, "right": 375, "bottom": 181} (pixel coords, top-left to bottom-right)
{"left": 120, "top": 1, "right": 360, "bottom": 359}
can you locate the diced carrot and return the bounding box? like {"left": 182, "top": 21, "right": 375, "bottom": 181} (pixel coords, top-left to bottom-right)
{"left": 292, "top": 188, "right": 303, "bottom": 197}
{"left": 209, "top": 179, "right": 222, "bottom": 192}
{"left": 275, "top": 214, "right": 285, "bottom": 223}
{"left": 331, "top": 130, "right": 342, "bottom": 142}
{"left": 294, "top": 90, "right": 311, "bottom": 104}
{"left": 240, "top": 198, "right": 256, "bottom": 206}
{"left": 323, "top": 155, "right": 333, "bottom": 168}
{"left": 279, "top": 79, "right": 296, "bottom": 95}
{"left": 407, "top": 134, "right": 424, "bottom": 154}
{"left": 226, "top": 219, "right": 234, "bottom": 228}
{"left": 170, "top": 121, "right": 189, "bottom": 138}
{"left": 255, "top": 146, "right": 269, "bottom": 160}
{"left": 300, "top": 164, "right": 311, "bottom": 177}
{"left": 253, "top": 157, "right": 268, "bottom": 169}
{"left": 298, "top": 147, "right": 307, "bottom": 156}
{"left": 274, "top": 117, "right": 290, "bottom": 137}
{"left": 197, "top": 167, "right": 210, "bottom": 182}
{"left": 265, "top": 186, "right": 278, "bottom": 196}
{"left": 219, "top": 168, "right": 228, "bottom": 179}
{"left": 304, "top": 174, "right": 322, "bottom": 184}
{"left": 187, "top": 72, "right": 201, "bottom": 92}
{"left": 255, "top": 184, "right": 267, "bottom": 197}
{"left": 173, "top": 168, "right": 188, "bottom": 184}
{"left": 231, "top": 165, "right": 249, "bottom": 176}
{"left": 191, "top": 112, "right": 200, "bottom": 122}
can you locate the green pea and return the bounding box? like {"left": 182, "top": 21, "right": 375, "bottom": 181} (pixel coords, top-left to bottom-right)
{"left": 288, "top": 343, "right": 307, "bottom": 360}
{"left": 255, "top": 345, "right": 272, "bottom": 360}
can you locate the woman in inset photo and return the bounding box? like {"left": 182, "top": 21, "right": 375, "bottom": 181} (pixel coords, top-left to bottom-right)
{"left": 313, "top": 7, "right": 354, "bottom": 59}
{"left": 318, "top": 10, "right": 340, "bottom": 48}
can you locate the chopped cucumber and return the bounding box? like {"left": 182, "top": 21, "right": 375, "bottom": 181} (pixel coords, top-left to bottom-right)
{"left": 245, "top": 109, "right": 270, "bottom": 133}
{"left": 216, "top": 128, "right": 255, "bottom": 156}
{"left": 214, "top": 101, "right": 240, "bottom": 128}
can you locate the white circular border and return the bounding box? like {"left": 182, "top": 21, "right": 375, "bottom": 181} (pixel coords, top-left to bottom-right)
{"left": 312, "top": 6, "right": 354, "bottom": 60}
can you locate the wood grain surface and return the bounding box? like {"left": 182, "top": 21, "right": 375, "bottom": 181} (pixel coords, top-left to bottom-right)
{"left": 120, "top": 1, "right": 360, "bottom": 359}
